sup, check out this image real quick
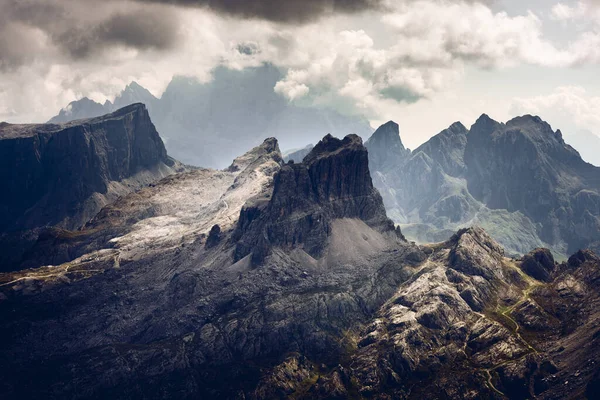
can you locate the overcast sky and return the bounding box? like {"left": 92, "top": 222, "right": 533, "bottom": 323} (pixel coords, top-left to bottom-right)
{"left": 1, "top": 0, "right": 600, "bottom": 148}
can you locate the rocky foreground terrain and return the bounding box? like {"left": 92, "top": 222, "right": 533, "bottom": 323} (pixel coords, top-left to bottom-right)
{"left": 1, "top": 127, "right": 599, "bottom": 399}
{"left": 0, "top": 104, "right": 183, "bottom": 272}
{"left": 366, "top": 115, "right": 600, "bottom": 259}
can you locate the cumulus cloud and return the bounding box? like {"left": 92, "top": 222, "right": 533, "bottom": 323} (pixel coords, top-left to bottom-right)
{"left": 511, "top": 86, "right": 600, "bottom": 135}
{"left": 264, "top": 0, "right": 585, "bottom": 118}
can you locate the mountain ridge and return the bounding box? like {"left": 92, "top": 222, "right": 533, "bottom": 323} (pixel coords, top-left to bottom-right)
{"left": 366, "top": 113, "right": 600, "bottom": 258}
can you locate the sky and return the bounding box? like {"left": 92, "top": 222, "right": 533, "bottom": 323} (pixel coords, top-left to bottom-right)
{"left": 1, "top": 0, "right": 600, "bottom": 149}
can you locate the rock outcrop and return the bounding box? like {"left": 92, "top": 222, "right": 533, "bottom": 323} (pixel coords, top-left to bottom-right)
{"left": 234, "top": 134, "right": 403, "bottom": 264}
{"left": 364, "top": 120, "right": 411, "bottom": 172}
{"left": 521, "top": 248, "right": 556, "bottom": 282}
{"left": 0, "top": 104, "right": 180, "bottom": 271}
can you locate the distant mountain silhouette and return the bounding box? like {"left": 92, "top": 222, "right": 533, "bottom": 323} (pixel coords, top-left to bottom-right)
{"left": 49, "top": 64, "right": 373, "bottom": 169}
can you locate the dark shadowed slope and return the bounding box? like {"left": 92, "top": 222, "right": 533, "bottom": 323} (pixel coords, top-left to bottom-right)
{"left": 0, "top": 104, "right": 183, "bottom": 271}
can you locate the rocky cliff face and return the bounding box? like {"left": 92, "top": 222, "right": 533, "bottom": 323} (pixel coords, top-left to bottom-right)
{"left": 0, "top": 104, "right": 180, "bottom": 271}
{"left": 464, "top": 114, "right": 600, "bottom": 254}
{"left": 367, "top": 114, "right": 600, "bottom": 257}
{"left": 365, "top": 121, "right": 411, "bottom": 173}
{"left": 234, "top": 134, "right": 402, "bottom": 264}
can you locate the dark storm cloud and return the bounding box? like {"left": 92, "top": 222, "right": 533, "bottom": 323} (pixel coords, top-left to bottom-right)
{"left": 136, "top": 0, "right": 385, "bottom": 23}
{"left": 0, "top": 0, "right": 179, "bottom": 69}
{"left": 56, "top": 10, "right": 180, "bottom": 59}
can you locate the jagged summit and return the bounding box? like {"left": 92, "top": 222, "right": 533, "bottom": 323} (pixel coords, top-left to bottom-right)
{"left": 470, "top": 112, "right": 501, "bottom": 135}
{"left": 48, "top": 97, "right": 108, "bottom": 124}
{"left": 447, "top": 121, "right": 468, "bottom": 134}
{"left": 114, "top": 82, "right": 158, "bottom": 111}
{"left": 365, "top": 120, "right": 410, "bottom": 172}
{"left": 367, "top": 112, "right": 600, "bottom": 257}
{"left": 235, "top": 133, "right": 403, "bottom": 264}
{"left": 125, "top": 81, "right": 145, "bottom": 90}
{"left": 304, "top": 133, "right": 363, "bottom": 162}
{"left": 227, "top": 137, "right": 282, "bottom": 172}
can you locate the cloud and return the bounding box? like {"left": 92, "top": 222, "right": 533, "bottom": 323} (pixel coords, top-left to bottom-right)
{"left": 0, "top": 0, "right": 180, "bottom": 69}
{"left": 135, "top": 0, "right": 386, "bottom": 23}
{"left": 552, "top": 0, "right": 600, "bottom": 27}
{"left": 265, "top": 0, "right": 581, "bottom": 118}
{"left": 511, "top": 86, "right": 600, "bottom": 135}
{"left": 274, "top": 79, "right": 310, "bottom": 100}
{"left": 3, "top": 0, "right": 600, "bottom": 130}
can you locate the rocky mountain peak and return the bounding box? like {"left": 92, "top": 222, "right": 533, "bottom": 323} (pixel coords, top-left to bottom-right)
{"left": 521, "top": 247, "right": 556, "bottom": 281}
{"left": 48, "top": 97, "right": 108, "bottom": 124}
{"left": 234, "top": 133, "right": 402, "bottom": 264}
{"left": 113, "top": 83, "right": 158, "bottom": 111}
{"left": 568, "top": 249, "right": 600, "bottom": 268}
{"left": 126, "top": 81, "right": 145, "bottom": 91}
{"left": 369, "top": 120, "right": 402, "bottom": 143}
{"left": 365, "top": 121, "right": 410, "bottom": 172}
{"left": 282, "top": 144, "right": 314, "bottom": 163}
{"left": 304, "top": 133, "right": 363, "bottom": 163}
{"left": 470, "top": 113, "right": 501, "bottom": 135}
{"left": 447, "top": 121, "right": 468, "bottom": 134}
{"left": 227, "top": 137, "right": 282, "bottom": 172}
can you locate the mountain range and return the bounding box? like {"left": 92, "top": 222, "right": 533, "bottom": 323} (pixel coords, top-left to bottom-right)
{"left": 1, "top": 105, "right": 600, "bottom": 399}
{"left": 365, "top": 115, "right": 600, "bottom": 259}
{"left": 49, "top": 64, "right": 373, "bottom": 169}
